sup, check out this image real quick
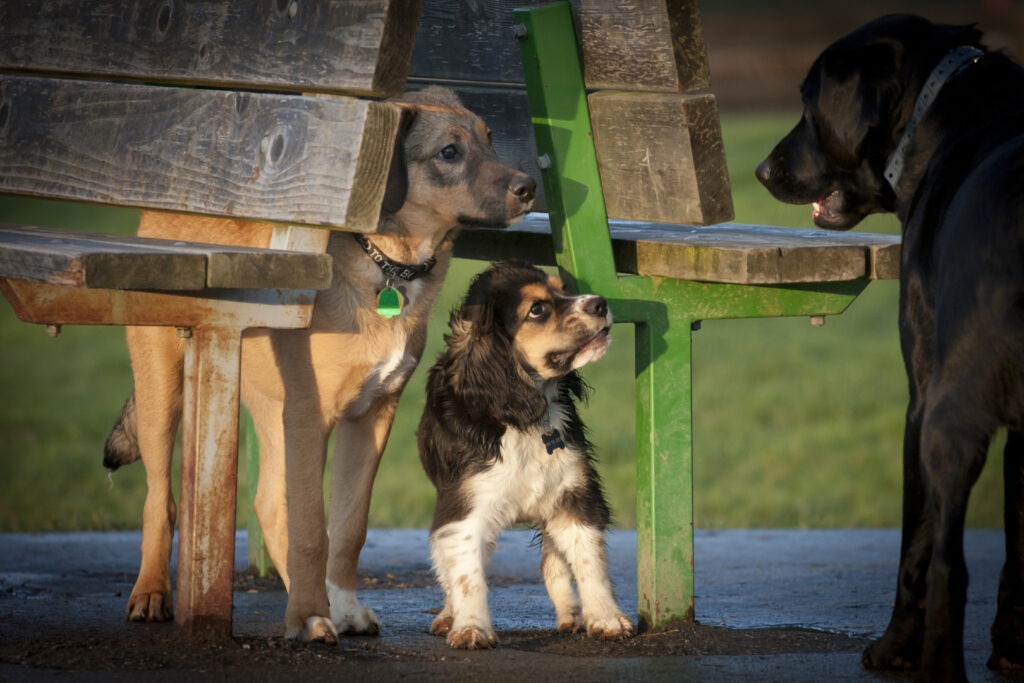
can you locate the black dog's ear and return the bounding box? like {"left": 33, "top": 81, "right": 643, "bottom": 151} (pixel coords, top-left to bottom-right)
{"left": 814, "top": 42, "right": 896, "bottom": 170}
{"left": 382, "top": 108, "right": 416, "bottom": 214}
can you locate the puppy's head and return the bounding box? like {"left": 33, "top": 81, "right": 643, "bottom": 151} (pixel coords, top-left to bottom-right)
{"left": 441, "top": 261, "right": 611, "bottom": 427}
{"left": 755, "top": 14, "right": 983, "bottom": 229}
{"left": 460, "top": 261, "right": 611, "bottom": 379}
{"left": 383, "top": 86, "right": 536, "bottom": 239}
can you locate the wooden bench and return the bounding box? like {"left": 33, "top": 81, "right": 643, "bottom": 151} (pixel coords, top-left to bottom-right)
{"left": 0, "top": 0, "right": 899, "bottom": 637}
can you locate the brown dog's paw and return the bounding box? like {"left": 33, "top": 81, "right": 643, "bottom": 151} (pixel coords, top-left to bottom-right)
{"left": 586, "top": 614, "right": 635, "bottom": 641}
{"left": 285, "top": 616, "right": 338, "bottom": 644}
{"left": 446, "top": 625, "right": 498, "bottom": 650}
{"left": 125, "top": 590, "right": 173, "bottom": 622}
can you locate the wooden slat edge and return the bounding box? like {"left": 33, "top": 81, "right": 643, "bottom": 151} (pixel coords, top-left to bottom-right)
{"left": 0, "top": 0, "right": 420, "bottom": 97}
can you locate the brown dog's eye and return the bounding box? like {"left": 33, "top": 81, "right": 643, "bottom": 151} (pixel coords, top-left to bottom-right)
{"left": 526, "top": 301, "right": 549, "bottom": 321}
{"left": 439, "top": 144, "right": 460, "bottom": 161}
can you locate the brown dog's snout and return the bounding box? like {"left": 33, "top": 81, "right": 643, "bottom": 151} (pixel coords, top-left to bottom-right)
{"left": 510, "top": 174, "right": 537, "bottom": 203}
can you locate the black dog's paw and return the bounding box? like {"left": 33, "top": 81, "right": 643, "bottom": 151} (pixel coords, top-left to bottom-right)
{"left": 989, "top": 635, "right": 1024, "bottom": 671}
{"left": 862, "top": 634, "right": 920, "bottom": 672}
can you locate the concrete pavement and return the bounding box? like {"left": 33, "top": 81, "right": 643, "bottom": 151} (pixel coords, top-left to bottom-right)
{"left": 0, "top": 528, "right": 1016, "bottom": 681}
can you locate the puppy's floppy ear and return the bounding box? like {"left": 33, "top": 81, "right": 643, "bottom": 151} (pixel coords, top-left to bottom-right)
{"left": 445, "top": 272, "right": 548, "bottom": 430}
{"left": 382, "top": 108, "right": 416, "bottom": 214}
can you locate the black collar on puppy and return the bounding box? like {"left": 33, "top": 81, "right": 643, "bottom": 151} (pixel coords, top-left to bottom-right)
{"left": 884, "top": 45, "right": 984, "bottom": 190}
{"left": 352, "top": 233, "right": 438, "bottom": 282}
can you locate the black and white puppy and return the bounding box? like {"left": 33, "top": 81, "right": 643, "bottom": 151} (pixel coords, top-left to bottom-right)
{"left": 418, "top": 261, "right": 634, "bottom": 650}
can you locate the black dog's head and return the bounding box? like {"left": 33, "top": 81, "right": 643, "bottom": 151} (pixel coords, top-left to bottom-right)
{"left": 435, "top": 260, "right": 611, "bottom": 430}
{"left": 756, "top": 14, "right": 983, "bottom": 229}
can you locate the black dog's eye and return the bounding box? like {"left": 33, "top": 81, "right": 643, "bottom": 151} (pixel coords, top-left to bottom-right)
{"left": 526, "top": 301, "right": 549, "bottom": 321}
{"left": 438, "top": 144, "right": 460, "bottom": 161}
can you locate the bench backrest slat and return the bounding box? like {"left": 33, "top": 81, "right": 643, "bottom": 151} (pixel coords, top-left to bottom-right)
{"left": 0, "top": 0, "right": 421, "bottom": 97}
{"left": 0, "top": 76, "right": 402, "bottom": 231}
{"left": 0, "top": 0, "right": 729, "bottom": 229}
{"left": 411, "top": 0, "right": 709, "bottom": 92}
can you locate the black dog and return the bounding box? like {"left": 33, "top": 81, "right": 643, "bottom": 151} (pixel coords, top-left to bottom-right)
{"left": 417, "top": 261, "right": 634, "bottom": 649}
{"left": 757, "top": 14, "right": 1024, "bottom": 682}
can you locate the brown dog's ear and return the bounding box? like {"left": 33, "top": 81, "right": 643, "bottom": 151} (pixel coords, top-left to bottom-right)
{"left": 382, "top": 108, "right": 416, "bottom": 214}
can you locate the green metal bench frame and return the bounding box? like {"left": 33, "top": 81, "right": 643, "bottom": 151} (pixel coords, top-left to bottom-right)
{"left": 514, "top": 1, "right": 870, "bottom": 631}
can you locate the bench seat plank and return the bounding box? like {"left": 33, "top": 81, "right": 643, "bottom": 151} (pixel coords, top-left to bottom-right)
{"left": 0, "top": 76, "right": 401, "bottom": 231}
{"left": 0, "top": 225, "right": 333, "bottom": 291}
{"left": 0, "top": 0, "right": 421, "bottom": 97}
{"left": 454, "top": 215, "right": 901, "bottom": 284}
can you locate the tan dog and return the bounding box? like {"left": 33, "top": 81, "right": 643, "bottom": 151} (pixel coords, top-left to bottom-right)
{"left": 104, "top": 86, "right": 536, "bottom": 641}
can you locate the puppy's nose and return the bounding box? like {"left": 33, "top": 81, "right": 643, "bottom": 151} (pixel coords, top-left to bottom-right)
{"left": 509, "top": 175, "right": 537, "bottom": 202}
{"left": 584, "top": 295, "right": 608, "bottom": 318}
{"left": 755, "top": 159, "right": 772, "bottom": 185}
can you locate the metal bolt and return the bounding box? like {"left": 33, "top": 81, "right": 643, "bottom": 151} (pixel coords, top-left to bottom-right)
{"left": 691, "top": 320, "right": 702, "bottom": 332}
{"left": 177, "top": 326, "right": 192, "bottom": 339}
{"left": 46, "top": 324, "right": 61, "bottom": 337}
{"left": 810, "top": 316, "right": 825, "bottom": 327}
{"left": 537, "top": 153, "right": 552, "bottom": 171}
{"left": 512, "top": 23, "right": 528, "bottom": 40}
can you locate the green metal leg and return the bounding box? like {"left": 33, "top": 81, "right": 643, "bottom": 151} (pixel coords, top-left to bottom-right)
{"left": 621, "top": 278, "right": 868, "bottom": 629}
{"left": 634, "top": 306, "right": 696, "bottom": 628}
{"left": 515, "top": 2, "right": 876, "bottom": 631}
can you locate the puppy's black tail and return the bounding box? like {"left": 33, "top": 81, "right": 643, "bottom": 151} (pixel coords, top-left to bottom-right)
{"left": 104, "top": 391, "right": 140, "bottom": 472}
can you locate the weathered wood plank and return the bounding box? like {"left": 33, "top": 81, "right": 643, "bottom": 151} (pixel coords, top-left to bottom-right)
{"left": 411, "top": 0, "right": 708, "bottom": 92}
{"left": 0, "top": 77, "right": 401, "bottom": 230}
{"left": 0, "top": 225, "right": 332, "bottom": 290}
{"left": 588, "top": 91, "right": 733, "bottom": 225}
{"left": 454, "top": 215, "right": 902, "bottom": 284}
{"left": 0, "top": 0, "right": 421, "bottom": 97}
{"left": 578, "top": 0, "right": 709, "bottom": 92}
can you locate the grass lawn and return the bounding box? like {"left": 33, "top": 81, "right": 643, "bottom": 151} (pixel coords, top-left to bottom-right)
{"left": 0, "top": 112, "right": 1005, "bottom": 531}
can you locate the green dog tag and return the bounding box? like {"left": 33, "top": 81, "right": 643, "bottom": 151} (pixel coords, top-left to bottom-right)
{"left": 376, "top": 286, "right": 404, "bottom": 318}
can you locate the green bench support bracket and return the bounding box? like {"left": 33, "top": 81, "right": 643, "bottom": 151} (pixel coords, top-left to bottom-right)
{"left": 514, "top": 1, "right": 869, "bottom": 630}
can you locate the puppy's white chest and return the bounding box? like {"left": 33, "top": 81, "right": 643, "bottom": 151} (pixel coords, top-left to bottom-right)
{"left": 468, "top": 421, "right": 583, "bottom": 523}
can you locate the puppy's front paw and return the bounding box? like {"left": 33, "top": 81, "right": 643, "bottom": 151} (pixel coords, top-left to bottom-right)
{"left": 286, "top": 616, "right": 338, "bottom": 644}
{"left": 586, "top": 614, "right": 635, "bottom": 641}
{"left": 328, "top": 585, "right": 381, "bottom": 636}
{"left": 556, "top": 609, "right": 583, "bottom": 634}
{"left": 430, "top": 609, "right": 453, "bottom": 636}
{"left": 447, "top": 624, "right": 498, "bottom": 650}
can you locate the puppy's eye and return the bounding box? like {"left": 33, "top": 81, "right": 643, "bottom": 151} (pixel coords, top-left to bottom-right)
{"left": 438, "top": 144, "right": 460, "bottom": 161}
{"left": 526, "top": 301, "right": 549, "bottom": 320}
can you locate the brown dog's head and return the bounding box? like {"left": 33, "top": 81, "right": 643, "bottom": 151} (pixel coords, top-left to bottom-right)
{"left": 382, "top": 86, "right": 536, "bottom": 239}
{"left": 438, "top": 261, "right": 611, "bottom": 428}
{"left": 755, "top": 14, "right": 983, "bottom": 229}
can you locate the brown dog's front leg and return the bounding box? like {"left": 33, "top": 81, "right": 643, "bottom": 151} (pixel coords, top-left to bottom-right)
{"left": 323, "top": 402, "right": 398, "bottom": 636}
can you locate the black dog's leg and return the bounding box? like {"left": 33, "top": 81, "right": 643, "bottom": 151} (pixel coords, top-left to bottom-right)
{"left": 990, "top": 430, "right": 1024, "bottom": 671}
{"left": 918, "top": 400, "right": 988, "bottom": 683}
{"left": 864, "top": 404, "right": 929, "bottom": 671}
